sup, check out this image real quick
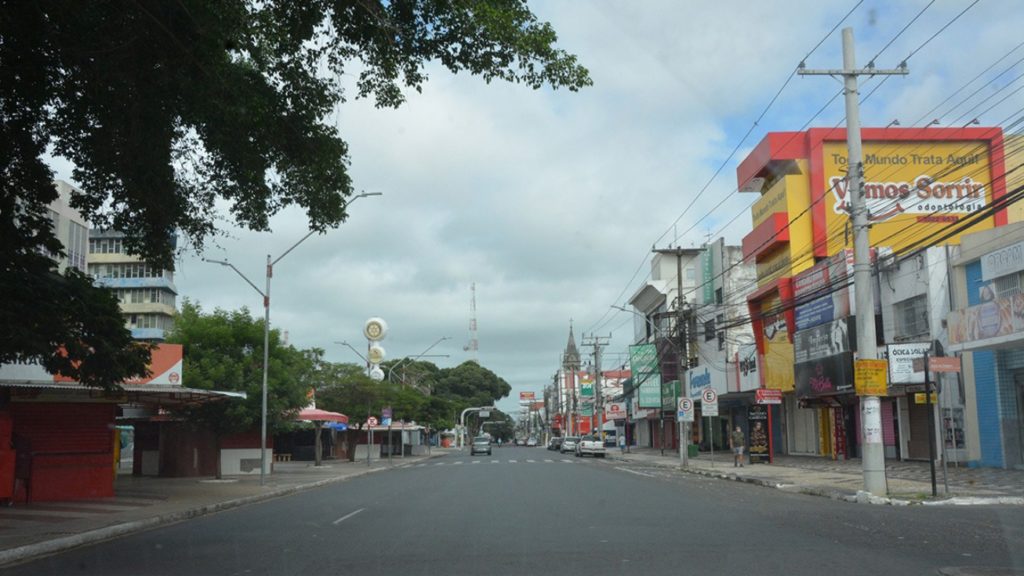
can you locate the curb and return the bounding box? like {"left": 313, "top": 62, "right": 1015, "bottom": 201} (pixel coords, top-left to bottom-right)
{"left": 605, "top": 456, "right": 1021, "bottom": 507}
{"left": 0, "top": 453, "right": 443, "bottom": 568}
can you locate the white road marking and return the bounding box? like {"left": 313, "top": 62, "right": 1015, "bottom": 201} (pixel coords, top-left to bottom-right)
{"left": 491, "top": 460, "right": 500, "bottom": 464}
{"left": 509, "top": 459, "right": 517, "bottom": 463}
{"left": 453, "top": 461, "right": 464, "bottom": 465}
{"left": 527, "top": 459, "right": 536, "bottom": 463}
{"left": 561, "top": 459, "right": 573, "bottom": 463}
{"left": 615, "top": 467, "right": 655, "bottom": 478}
{"left": 544, "top": 459, "right": 553, "bottom": 463}
{"left": 472, "top": 460, "right": 481, "bottom": 464}
{"left": 332, "top": 508, "right": 366, "bottom": 525}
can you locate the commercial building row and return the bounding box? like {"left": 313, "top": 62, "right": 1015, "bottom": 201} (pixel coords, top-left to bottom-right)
{"left": 555, "top": 127, "right": 1023, "bottom": 470}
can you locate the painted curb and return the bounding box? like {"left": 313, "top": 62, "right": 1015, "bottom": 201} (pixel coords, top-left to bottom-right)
{"left": 0, "top": 453, "right": 444, "bottom": 568}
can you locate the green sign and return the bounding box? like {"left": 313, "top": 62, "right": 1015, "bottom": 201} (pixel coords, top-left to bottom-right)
{"left": 701, "top": 248, "right": 714, "bottom": 305}
{"left": 581, "top": 383, "right": 594, "bottom": 397}
{"left": 580, "top": 402, "right": 594, "bottom": 417}
{"left": 630, "top": 344, "right": 662, "bottom": 409}
{"left": 637, "top": 373, "right": 661, "bottom": 409}
{"left": 662, "top": 379, "right": 680, "bottom": 411}
{"left": 629, "top": 344, "right": 658, "bottom": 373}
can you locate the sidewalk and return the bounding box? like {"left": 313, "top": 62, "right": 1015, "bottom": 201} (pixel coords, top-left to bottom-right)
{"left": 608, "top": 447, "right": 1024, "bottom": 503}
{"left": 0, "top": 449, "right": 452, "bottom": 567}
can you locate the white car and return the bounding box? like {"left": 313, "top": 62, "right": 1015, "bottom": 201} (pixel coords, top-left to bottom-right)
{"left": 526, "top": 437, "right": 538, "bottom": 447}
{"left": 560, "top": 436, "right": 580, "bottom": 454}
{"left": 575, "top": 435, "right": 606, "bottom": 458}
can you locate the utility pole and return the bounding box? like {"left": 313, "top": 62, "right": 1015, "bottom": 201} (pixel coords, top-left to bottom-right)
{"left": 653, "top": 246, "right": 692, "bottom": 465}
{"left": 582, "top": 334, "right": 611, "bottom": 439}
{"left": 799, "top": 27, "right": 907, "bottom": 496}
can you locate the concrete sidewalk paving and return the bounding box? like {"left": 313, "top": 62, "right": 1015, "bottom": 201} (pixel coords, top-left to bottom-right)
{"left": 607, "top": 448, "right": 1024, "bottom": 504}
{"left": 0, "top": 449, "right": 452, "bottom": 567}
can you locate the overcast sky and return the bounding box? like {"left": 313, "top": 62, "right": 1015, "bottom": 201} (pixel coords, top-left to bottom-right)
{"left": 51, "top": 0, "right": 1024, "bottom": 415}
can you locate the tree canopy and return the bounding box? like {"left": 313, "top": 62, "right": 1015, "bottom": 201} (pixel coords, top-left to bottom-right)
{"left": 0, "top": 0, "right": 590, "bottom": 387}
{"left": 166, "top": 300, "right": 315, "bottom": 438}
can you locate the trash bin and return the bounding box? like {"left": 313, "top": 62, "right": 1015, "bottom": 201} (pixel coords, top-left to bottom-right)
{"left": 688, "top": 444, "right": 699, "bottom": 458}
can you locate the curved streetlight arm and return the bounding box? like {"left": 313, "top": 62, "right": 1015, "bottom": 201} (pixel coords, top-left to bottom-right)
{"left": 336, "top": 340, "right": 369, "bottom": 365}
{"left": 272, "top": 191, "right": 383, "bottom": 266}
{"left": 611, "top": 305, "right": 680, "bottom": 351}
{"left": 203, "top": 258, "right": 265, "bottom": 297}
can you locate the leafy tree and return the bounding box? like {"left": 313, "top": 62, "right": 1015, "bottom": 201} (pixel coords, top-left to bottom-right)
{"left": 167, "top": 300, "right": 314, "bottom": 477}
{"left": 432, "top": 361, "right": 512, "bottom": 407}
{"left": 1, "top": 1, "right": 590, "bottom": 387}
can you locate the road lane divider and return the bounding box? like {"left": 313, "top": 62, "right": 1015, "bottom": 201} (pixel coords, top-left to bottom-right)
{"left": 332, "top": 508, "right": 366, "bottom": 525}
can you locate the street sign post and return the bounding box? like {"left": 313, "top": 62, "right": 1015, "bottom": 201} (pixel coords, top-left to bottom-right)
{"left": 701, "top": 389, "right": 718, "bottom": 466}
{"left": 677, "top": 398, "right": 694, "bottom": 422}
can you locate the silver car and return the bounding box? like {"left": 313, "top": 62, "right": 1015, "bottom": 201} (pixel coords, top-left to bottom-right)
{"left": 470, "top": 436, "right": 492, "bottom": 456}
{"left": 560, "top": 436, "right": 580, "bottom": 454}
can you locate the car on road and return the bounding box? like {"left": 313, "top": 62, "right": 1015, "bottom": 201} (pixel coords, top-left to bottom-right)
{"left": 526, "top": 437, "right": 538, "bottom": 447}
{"left": 470, "top": 436, "right": 492, "bottom": 456}
{"left": 560, "top": 436, "right": 580, "bottom": 454}
{"left": 575, "top": 435, "right": 606, "bottom": 458}
{"left": 547, "top": 437, "right": 563, "bottom": 451}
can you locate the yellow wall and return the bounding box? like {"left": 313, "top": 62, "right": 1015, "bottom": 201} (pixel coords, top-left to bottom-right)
{"left": 1007, "top": 134, "right": 1024, "bottom": 224}
{"left": 752, "top": 162, "right": 815, "bottom": 288}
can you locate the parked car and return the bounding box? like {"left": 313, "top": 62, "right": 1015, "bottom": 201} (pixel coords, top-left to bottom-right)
{"left": 575, "top": 435, "right": 606, "bottom": 458}
{"left": 526, "top": 437, "right": 538, "bottom": 447}
{"left": 547, "top": 437, "right": 563, "bottom": 451}
{"left": 470, "top": 436, "right": 492, "bottom": 456}
{"left": 560, "top": 436, "right": 580, "bottom": 454}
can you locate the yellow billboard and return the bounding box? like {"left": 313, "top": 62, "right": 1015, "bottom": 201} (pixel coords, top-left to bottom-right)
{"left": 820, "top": 140, "right": 996, "bottom": 255}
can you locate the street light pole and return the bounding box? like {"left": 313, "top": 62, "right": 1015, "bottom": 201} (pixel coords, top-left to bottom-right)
{"left": 204, "top": 191, "right": 382, "bottom": 486}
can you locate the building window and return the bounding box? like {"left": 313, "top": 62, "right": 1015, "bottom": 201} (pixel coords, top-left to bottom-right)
{"left": 685, "top": 266, "right": 696, "bottom": 281}
{"left": 715, "top": 287, "right": 723, "bottom": 305}
{"left": 704, "top": 319, "right": 716, "bottom": 342}
{"left": 894, "top": 295, "right": 929, "bottom": 340}
{"left": 716, "top": 314, "right": 725, "bottom": 351}
{"left": 994, "top": 271, "right": 1023, "bottom": 299}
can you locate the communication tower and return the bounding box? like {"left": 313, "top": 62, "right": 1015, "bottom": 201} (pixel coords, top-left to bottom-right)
{"left": 463, "top": 282, "right": 478, "bottom": 362}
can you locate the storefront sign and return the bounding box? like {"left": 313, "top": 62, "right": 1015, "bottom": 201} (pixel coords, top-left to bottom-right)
{"left": 854, "top": 359, "right": 889, "bottom": 396}
{"left": 747, "top": 405, "right": 769, "bottom": 464}
{"left": 761, "top": 294, "right": 794, "bottom": 392}
{"left": 981, "top": 239, "right": 1024, "bottom": 281}
{"left": 661, "top": 379, "right": 680, "bottom": 411}
{"left": 914, "top": 392, "right": 939, "bottom": 404}
{"left": 0, "top": 344, "right": 184, "bottom": 386}
{"left": 794, "top": 251, "right": 853, "bottom": 330}
{"left": 605, "top": 402, "right": 627, "bottom": 420}
{"left": 887, "top": 342, "right": 932, "bottom": 384}
{"left": 948, "top": 294, "right": 1024, "bottom": 347}
{"left": 630, "top": 344, "right": 663, "bottom": 409}
{"left": 755, "top": 389, "right": 782, "bottom": 404}
{"left": 519, "top": 391, "right": 535, "bottom": 401}
{"left": 736, "top": 344, "right": 760, "bottom": 391}
{"left": 794, "top": 317, "right": 853, "bottom": 363}
{"left": 820, "top": 139, "right": 997, "bottom": 255}
{"left": 794, "top": 352, "right": 854, "bottom": 397}
{"left": 912, "top": 356, "right": 962, "bottom": 373}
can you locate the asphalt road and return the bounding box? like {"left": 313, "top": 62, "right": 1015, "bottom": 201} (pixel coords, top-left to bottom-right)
{"left": 10, "top": 447, "right": 1024, "bottom": 576}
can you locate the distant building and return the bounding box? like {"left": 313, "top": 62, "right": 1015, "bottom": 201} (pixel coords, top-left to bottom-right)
{"left": 87, "top": 230, "right": 177, "bottom": 341}
{"left": 47, "top": 180, "right": 89, "bottom": 272}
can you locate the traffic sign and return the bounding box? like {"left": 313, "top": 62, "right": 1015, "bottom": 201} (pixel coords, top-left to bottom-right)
{"left": 367, "top": 416, "right": 379, "bottom": 427}
{"left": 912, "top": 356, "right": 961, "bottom": 373}
{"left": 677, "top": 397, "right": 694, "bottom": 422}
{"left": 701, "top": 388, "right": 719, "bottom": 417}
{"left": 382, "top": 417, "right": 392, "bottom": 427}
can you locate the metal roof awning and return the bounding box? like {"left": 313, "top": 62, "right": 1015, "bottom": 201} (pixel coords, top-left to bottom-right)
{"left": 1, "top": 380, "right": 246, "bottom": 408}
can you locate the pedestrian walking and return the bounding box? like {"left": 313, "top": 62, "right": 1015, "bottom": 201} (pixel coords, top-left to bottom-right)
{"left": 619, "top": 433, "right": 626, "bottom": 454}
{"left": 730, "top": 426, "right": 745, "bottom": 467}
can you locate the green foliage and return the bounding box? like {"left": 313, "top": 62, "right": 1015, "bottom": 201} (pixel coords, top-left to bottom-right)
{"left": 166, "top": 300, "right": 313, "bottom": 437}
{"left": 432, "top": 361, "right": 512, "bottom": 408}
{"left": 0, "top": 0, "right": 589, "bottom": 389}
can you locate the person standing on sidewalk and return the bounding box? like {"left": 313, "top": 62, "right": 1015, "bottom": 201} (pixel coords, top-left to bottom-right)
{"left": 730, "top": 426, "right": 745, "bottom": 467}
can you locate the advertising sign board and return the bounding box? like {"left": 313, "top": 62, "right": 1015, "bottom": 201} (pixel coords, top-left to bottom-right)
{"left": 855, "top": 359, "right": 889, "bottom": 396}
{"left": 887, "top": 342, "right": 932, "bottom": 384}
{"left": 748, "top": 405, "right": 769, "bottom": 464}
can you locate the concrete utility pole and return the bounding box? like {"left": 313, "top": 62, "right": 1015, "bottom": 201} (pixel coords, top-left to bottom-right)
{"left": 582, "top": 334, "right": 611, "bottom": 437}
{"left": 799, "top": 27, "right": 907, "bottom": 496}
{"left": 653, "top": 247, "right": 692, "bottom": 465}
